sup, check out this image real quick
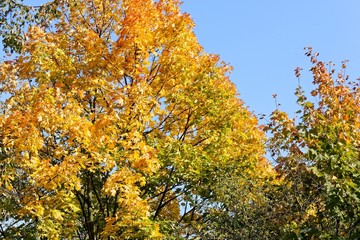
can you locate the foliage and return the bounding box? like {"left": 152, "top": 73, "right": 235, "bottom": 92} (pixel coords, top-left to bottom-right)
{"left": 0, "top": 0, "right": 271, "bottom": 239}
{"left": 4, "top": 0, "right": 358, "bottom": 239}
{"left": 265, "top": 48, "right": 360, "bottom": 239}
{"left": 188, "top": 160, "right": 279, "bottom": 239}
{"left": 0, "top": 0, "right": 62, "bottom": 53}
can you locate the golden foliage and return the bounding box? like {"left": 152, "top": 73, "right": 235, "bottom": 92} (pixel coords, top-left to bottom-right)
{"left": 0, "top": 0, "right": 272, "bottom": 238}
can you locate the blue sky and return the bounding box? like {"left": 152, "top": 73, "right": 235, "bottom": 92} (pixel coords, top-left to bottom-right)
{"left": 10, "top": 0, "right": 360, "bottom": 118}
{"left": 181, "top": 0, "right": 360, "bottom": 118}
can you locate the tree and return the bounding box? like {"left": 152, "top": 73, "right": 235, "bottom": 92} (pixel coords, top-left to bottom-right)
{"left": 0, "top": 0, "right": 271, "bottom": 238}
{"left": 186, "top": 160, "right": 278, "bottom": 240}
{"left": 0, "top": 0, "right": 61, "bottom": 53}
{"left": 265, "top": 48, "right": 360, "bottom": 239}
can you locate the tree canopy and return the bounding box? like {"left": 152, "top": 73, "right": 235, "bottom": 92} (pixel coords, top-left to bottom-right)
{"left": 0, "top": 0, "right": 272, "bottom": 239}
{"left": 1, "top": 1, "right": 359, "bottom": 239}
{"left": 265, "top": 49, "right": 360, "bottom": 239}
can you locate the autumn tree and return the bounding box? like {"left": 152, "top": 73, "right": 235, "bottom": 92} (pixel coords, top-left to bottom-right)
{"left": 0, "top": 0, "right": 271, "bottom": 239}
{"left": 266, "top": 49, "right": 360, "bottom": 239}
{"left": 185, "top": 159, "right": 278, "bottom": 239}
{"left": 0, "top": 0, "right": 61, "bottom": 53}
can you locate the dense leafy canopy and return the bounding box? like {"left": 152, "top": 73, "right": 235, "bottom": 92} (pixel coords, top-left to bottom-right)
{"left": 265, "top": 49, "right": 360, "bottom": 239}
{"left": 0, "top": 0, "right": 61, "bottom": 53}
{"left": 1, "top": 1, "right": 359, "bottom": 239}
{"left": 0, "top": 0, "right": 272, "bottom": 239}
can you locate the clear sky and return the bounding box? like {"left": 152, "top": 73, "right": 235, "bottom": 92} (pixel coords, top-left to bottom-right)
{"left": 10, "top": 0, "right": 360, "bottom": 119}
{"left": 181, "top": 0, "right": 360, "bottom": 119}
